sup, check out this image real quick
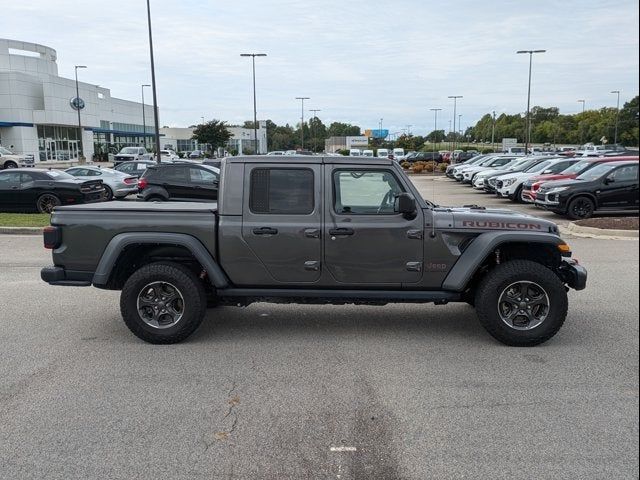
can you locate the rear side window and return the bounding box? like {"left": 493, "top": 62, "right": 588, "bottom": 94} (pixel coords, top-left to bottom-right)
{"left": 161, "top": 166, "right": 188, "bottom": 182}
{"left": 249, "top": 168, "right": 314, "bottom": 214}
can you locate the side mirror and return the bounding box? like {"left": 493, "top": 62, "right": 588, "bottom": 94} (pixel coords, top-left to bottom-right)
{"left": 604, "top": 176, "right": 615, "bottom": 185}
{"left": 394, "top": 192, "right": 416, "bottom": 218}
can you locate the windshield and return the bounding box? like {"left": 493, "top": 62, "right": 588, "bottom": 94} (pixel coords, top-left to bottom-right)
{"left": 46, "top": 170, "right": 76, "bottom": 180}
{"left": 0, "top": 146, "right": 14, "bottom": 155}
{"left": 561, "top": 160, "right": 591, "bottom": 175}
{"left": 506, "top": 159, "right": 529, "bottom": 170}
{"left": 576, "top": 163, "right": 616, "bottom": 181}
{"left": 524, "top": 160, "right": 552, "bottom": 173}
{"left": 120, "top": 147, "right": 139, "bottom": 154}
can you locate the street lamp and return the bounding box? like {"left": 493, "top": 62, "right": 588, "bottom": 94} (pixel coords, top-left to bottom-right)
{"left": 611, "top": 90, "right": 620, "bottom": 145}
{"left": 74, "top": 65, "right": 87, "bottom": 163}
{"left": 516, "top": 49, "right": 546, "bottom": 154}
{"left": 448, "top": 95, "right": 462, "bottom": 153}
{"left": 146, "top": 0, "right": 162, "bottom": 163}
{"left": 577, "top": 99, "right": 585, "bottom": 145}
{"left": 430, "top": 108, "right": 442, "bottom": 152}
{"left": 295, "top": 97, "right": 310, "bottom": 149}
{"left": 240, "top": 53, "right": 267, "bottom": 154}
{"left": 309, "top": 109, "right": 321, "bottom": 152}
{"left": 141, "top": 84, "right": 151, "bottom": 149}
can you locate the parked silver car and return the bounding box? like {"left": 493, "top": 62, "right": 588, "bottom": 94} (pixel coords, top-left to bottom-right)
{"left": 65, "top": 165, "right": 138, "bottom": 200}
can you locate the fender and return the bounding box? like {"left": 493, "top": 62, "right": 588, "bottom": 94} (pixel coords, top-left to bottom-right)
{"left": 442, "top": 231, "right": 564, "bottom": 291}
{"left": 92, "top": 232, "right": 230, "bottom": 288}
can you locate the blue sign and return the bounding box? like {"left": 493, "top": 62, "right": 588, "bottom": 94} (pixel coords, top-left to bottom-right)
{"left": 371, "top": 129, "right": 389, "bottom": 139}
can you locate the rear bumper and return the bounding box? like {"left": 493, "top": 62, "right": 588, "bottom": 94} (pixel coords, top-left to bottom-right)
{"left": 558, "top": 259, "right": 587, "bottom": 291}
{"left": 41, "top": 266, "right": 93, "bottom": 286}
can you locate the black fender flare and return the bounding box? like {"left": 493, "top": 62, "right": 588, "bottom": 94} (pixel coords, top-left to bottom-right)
{"left": 92, "top": 232, "right": 229, "bottom": 288}
{"left": 442, "top": 231, "right": 565, "bottom": 291}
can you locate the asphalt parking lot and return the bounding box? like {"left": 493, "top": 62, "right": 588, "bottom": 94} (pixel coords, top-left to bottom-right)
{"left": 0, "top": 178, "right": 638, "bottom": 479}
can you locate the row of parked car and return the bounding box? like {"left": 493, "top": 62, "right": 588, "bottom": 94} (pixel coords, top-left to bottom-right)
{"left": 0, "top": 159, "right": 221, "bottom": 213}
{"left": 446, "top": 153, "right": 639, "bottom": 219}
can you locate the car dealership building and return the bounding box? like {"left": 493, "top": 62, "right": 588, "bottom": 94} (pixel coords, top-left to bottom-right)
{"left": 1, "top": 38, "right": 267, "bottom": 163}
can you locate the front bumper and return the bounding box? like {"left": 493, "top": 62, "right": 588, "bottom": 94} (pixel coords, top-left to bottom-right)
{"left": 558, "top": 259, "right": 587, "bottom": 291}
{"left": 41, "top": 266, "right": 93, "bottom": 286}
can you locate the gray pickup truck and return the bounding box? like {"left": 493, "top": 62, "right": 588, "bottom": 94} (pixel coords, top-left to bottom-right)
{"left": 41, "top": 156, "right": 586, "bottom": 346}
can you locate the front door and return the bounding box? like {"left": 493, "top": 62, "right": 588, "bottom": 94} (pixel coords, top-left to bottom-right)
{"left": 324, "top": 166, "right": 424, "bottom": 286}
{"left": 241, "top": 164, "right": 322, "bottom": 283}
{"left": 598, "top": 164, "right": 639, "bottom": 209}
{"left": 0, "top": 171, "right": 22, "bottom": 210}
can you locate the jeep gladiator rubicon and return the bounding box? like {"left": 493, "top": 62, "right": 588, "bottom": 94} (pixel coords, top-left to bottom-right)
{"left": 41, "top": 156, "right": 587, "bottom": 346}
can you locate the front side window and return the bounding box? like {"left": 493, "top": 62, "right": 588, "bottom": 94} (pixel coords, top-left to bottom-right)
{"left": 0, "top": 171, "right": 21, "bottom": 185}
{"left": 190, "top": 167, "right": 218, "bottom": 184}
{"left": 333, "top": 170, "right": 403, "bottom": 215}
{"left": 249, "top": 168, "right": 314, "bottom": 214}
{"left": 609, "top": 165, "right": 638, "bottom": 182}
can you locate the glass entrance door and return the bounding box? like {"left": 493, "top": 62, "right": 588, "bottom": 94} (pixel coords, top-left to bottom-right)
{"left": 45, "top": 138, "right": 56, "bottom": 161}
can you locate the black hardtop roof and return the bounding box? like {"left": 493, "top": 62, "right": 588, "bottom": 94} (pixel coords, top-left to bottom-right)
{"left": 225, "top": 155, "right": 394, "bottom": 166}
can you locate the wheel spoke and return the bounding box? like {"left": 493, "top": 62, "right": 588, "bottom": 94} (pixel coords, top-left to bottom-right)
{"left": 498, "top": 281, "right": 550, "bottom": 331}
{"left": 136, "top": 281, "right": 185, "bottom": 330}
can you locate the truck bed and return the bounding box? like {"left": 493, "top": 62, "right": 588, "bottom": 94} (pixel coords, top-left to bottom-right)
{"left": 56, "top": 201, "right": 217, "bottom": 213}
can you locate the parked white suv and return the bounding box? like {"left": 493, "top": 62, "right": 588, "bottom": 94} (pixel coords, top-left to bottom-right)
{"left": 494, "top": 158, "right": 570, "bottom": 201}
{"left": 113, "top": 147, "right": 152, "bottom": 166}
{"left": 0, "top": 146, "right": 34, "bottom": 169}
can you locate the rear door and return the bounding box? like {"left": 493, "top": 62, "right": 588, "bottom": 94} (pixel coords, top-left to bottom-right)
{"left": 598, "top": 164, "right": 639, "bottom": 209}
{"left": 188, "top": 166, "right": 219, "bottom": 201}
{"left": 241, "top": 163, "right": 322, "bottom": 283}
{"left": 160, "top": 165, "right": 190, "bottom": 199}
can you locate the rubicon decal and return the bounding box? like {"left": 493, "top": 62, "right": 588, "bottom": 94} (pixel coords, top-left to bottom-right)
{"left": 461, "top": 220, "right": 542, "bottom": 230}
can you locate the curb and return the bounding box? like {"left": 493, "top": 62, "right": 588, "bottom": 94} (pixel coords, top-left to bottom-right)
{"left": 0, "top": 226, "right": 43, "bottom": 235}
{"left": 561, "top": 222, "right": 639, "bottom": 240}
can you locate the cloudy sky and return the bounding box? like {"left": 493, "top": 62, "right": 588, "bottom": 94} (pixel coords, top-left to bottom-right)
{"left": 3, "top": 0, "right": 639, "bottom": 135}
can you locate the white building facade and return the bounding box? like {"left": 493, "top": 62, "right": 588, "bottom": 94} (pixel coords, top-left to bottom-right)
{"left": 0, "top": 39, "right": 156, "bottom": 163}
{"left": 160, "top": 123, "right": 267, "bottom": 155}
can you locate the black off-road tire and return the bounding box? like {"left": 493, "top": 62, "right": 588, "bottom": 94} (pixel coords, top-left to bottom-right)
{"left": 475, "top": 260, "right": 568, "bottom": 346}
{"left": 120, "top": 262, "right": 207, "bottom": 344}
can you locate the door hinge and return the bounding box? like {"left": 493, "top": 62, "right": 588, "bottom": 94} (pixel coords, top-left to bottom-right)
{"left": 304, "top": 261, "right": 321, "bottom": 271}
{"left": 406, "top": 261, "right": 423, "bottom": 272}
{"left": 407, "top": 229, "right": 423, "bottom": 240}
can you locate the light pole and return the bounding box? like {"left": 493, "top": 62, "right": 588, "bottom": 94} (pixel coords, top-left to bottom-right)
{"left": 577, "top": 99, "right": 585, "bottom": 145}
{"left": 491, "top": 110, "right": 496, "bottom": 151}
{"left": 517, "top": 49, "right": 546, "bottom": 154}
{"left": 379, "top": 118, "right": 383, "bottom": 141}
{"left": 610, "top": 90, "right": 620, "bottom": 145}
{"left": 448, "top": 95, "right": 462, "bottom": 153}
{"left": 310, "top": 109, "right": 321, "bottom": 152}
{"left": 141, "top": 84, "right": 150, "bottom": 149}
{"left": 240, "top": 53, "right": 267, "bottom": 154}
{"left": 74, "top": 65, "right": 87, "bottom": 163}
{"left": 430, "top": 108, "right": 442, "bottom": 152}
{"left": 295, "top": 97, "right": 310, "bottom": 149}
{"left": 458, "top": 114, "right": 462, "bottom": 146}
{"left": 146, "top": 0, "right": 162, "bottom": 164}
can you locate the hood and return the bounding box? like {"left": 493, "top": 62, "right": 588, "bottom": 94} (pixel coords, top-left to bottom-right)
{"left": 530, "top": 173, "right": 576, "bottom": 183}
{"left": 436, "top": 206, "right": 558, "bottom": 233}
{"left": 538, "top": 179, "right": 584, "bottom": 191}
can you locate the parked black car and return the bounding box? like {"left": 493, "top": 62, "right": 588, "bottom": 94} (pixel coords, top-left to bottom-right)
{"left": 0, "top": 168, "right": 105, "bottom": 213}
{"left": 113, "top": 160, "right": 156, "bottom": 178}
{"left": 404, "top": 152, "right": 442, "bottom": 163}
{"left": 203, "top": 158, "right": 222, "bottom": 169}
{"left": 535, "top": 160, "right": 639, "bottom": 219}
{"left": 137, "top": 163, "right": 220, "bottom": 202}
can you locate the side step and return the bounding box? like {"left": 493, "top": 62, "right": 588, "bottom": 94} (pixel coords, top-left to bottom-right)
{"left": 217, "top": 288, "right": 461, "bottom": 305}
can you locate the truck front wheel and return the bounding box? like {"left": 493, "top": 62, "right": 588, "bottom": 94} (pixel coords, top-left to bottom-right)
{"left": 474, "top": 260, "right": 568, "bottom": 346}
{"left": 120, "top": 262, "right": 207, "bottom": 344}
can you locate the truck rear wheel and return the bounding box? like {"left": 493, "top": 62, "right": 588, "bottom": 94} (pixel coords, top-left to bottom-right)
{"left": 474, "top": 260, "right": 568, "bottom": 346}
{"left": 120, "top": 262, "right": 207, "bottom": 344}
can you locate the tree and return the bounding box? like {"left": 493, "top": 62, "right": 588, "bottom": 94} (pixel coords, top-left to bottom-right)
{"left": 327, "top": 122, "right": 361, "bottom": 137}
{"left": 192, "top": 120, "right": 232, "bottom": 152}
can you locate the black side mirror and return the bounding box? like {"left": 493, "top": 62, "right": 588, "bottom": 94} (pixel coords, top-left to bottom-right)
{"left": 604, "top": 176, "right": 615, "bottom": 185}
{"left": 394, "top": 192, "right": 417, "bottom": 218}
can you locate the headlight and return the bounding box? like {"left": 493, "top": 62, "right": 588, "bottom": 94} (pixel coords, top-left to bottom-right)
{"left": 546, "top": 186, "right": 570, "bottom": 194}
{"left": 502, "top": 178, "right": 516, "bottom": 187}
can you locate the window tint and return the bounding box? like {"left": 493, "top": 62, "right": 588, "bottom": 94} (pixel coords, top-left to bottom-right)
{"left": 20, "top": 172, "right": 36, "bottom": 186}
{"left": 162, "top": 166, "right": 188, "bottom": 182}
{"left": 118, "top": 163, "right": 133, "bottom": 173}
{"left": 190, "top": 167, "right": 218, "bottom": 184}
{"left": 333, "top": 170, "right": 404, "bottom": 215}
{"left": 250, "top": 168, "right": 314, "bottom": 214}
{"left": 0, "top": 172, "right": 21, "bottom": 184}
{"left": 610, "top": 165, "right": 638, "bottom": 182}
